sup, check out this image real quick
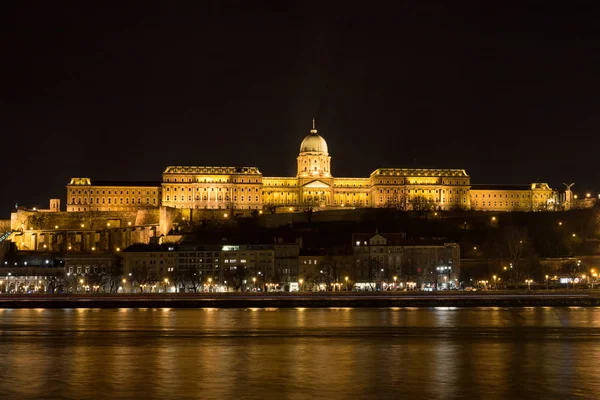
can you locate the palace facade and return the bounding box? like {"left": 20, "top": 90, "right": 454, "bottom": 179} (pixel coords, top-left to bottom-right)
{"left": 65, "top": 122, "right": 556, "bottom": 213}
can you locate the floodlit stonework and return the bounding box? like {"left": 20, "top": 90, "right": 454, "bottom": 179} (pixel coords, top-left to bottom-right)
{"left": 66, "top": 178, "right": 161, "bottom": 212}
{"left": 63, "top": 121, "right": 558, "bottom": 213}
{"left": 470, "top": 183, "right": 555, "bottom": 212}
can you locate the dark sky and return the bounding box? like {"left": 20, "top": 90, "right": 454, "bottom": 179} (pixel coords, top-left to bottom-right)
{"left": 2, "top": 2, "right": 599, "bottom": 215}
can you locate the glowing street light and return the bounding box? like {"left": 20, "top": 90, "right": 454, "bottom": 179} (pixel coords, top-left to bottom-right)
{"left": 299, "top": 278, "right": 304, "bottom": 292}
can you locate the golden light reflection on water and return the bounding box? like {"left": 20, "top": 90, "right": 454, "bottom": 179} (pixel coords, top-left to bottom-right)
{"left": 1, "top": 308, "right": 600, "bottom": 399}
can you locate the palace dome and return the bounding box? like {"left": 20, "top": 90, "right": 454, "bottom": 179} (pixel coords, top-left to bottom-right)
{"left": 300, "top": 128, "right": 328, "bottom": 154}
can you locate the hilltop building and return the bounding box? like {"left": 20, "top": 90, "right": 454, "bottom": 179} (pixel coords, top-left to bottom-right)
{"left": 64, "top": 120, "right": 557, "bottom": 213}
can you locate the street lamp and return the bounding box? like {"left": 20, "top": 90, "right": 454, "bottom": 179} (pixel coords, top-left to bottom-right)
{"left": 545, "top": 274, "right": 549, "bottom": 289}
{"left": 493, "top": 275, "right": 497, "bottom": 289}
{"left": 526, "top": 279, "right": 533, "bottom": 290}
{"left": 164, "top": 278, "right": 170, "bottom": 293}
{"left": 299, "top": 278, "right": 304, "bottom": 292}
{"left": 393, "top": 276, "right": 397, "bottom": 290}
{"left": 252, "top": 277, "right": 257, "bottom": 291}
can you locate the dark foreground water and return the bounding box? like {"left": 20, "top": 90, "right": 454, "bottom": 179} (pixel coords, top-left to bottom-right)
{"left": 1, "top": 307, "right": 600, "bottom": 399}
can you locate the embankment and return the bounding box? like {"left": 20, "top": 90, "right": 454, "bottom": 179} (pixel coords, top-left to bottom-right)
{"left": 1, "top": 292, "right": 599, "bottom": 308}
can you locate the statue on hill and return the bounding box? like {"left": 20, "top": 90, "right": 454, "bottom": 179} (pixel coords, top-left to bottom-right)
{"left": 562, "top": 183, "right": 575, "bottom": 211}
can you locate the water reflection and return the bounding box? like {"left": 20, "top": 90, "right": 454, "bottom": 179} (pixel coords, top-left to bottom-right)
{"left": 1, "top": 308, "right": 600, "bottom": 399}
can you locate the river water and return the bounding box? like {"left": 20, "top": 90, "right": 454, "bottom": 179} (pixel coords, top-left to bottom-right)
{"left": 1, "top": 307, "right": 599, "bottom": 399}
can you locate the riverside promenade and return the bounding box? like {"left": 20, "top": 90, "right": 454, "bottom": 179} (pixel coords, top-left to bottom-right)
{"left": 1, "top": 291, "right": 600, "bottom": 308}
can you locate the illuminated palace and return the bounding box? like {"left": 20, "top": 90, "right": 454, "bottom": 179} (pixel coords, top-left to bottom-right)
{"left": 66, "top": 121, "right": 555, "bottom": 213}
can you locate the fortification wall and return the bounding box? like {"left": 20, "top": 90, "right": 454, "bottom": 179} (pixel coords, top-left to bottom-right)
{"left": 11, "top": 209, "right": 160, "bottom": 232}
{"left": 7, "top": 209, "right": 160, "bottom": 252}
{"left": 0, "top": 220, "right": 10, "bottom": 232}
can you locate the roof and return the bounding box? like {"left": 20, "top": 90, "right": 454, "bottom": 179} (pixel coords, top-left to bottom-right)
{"left": 353, "top": 232, "right": 406, "bottom": 245}
{"left": 93, "top": 181, "right": 161, "bottom": 187}
{"left": 352, "top": 232, "right": 455, "bottom": 247}
{"left": 122, "top": 243, "right": 177, "bottom": 252}
{"left": 370, "top": 168, "right": 469, "bottom": 177}
{"left": 300, "top": 131, "right": 329, "bottom": 154}
{"left": 163, "top": 166, "right": 261, "bottom": 175}
{"left": 470, "top": 184, "right": 531, "bottom": 191}
{"left": 68, "top": 180, "right": 161, "bottom": 187}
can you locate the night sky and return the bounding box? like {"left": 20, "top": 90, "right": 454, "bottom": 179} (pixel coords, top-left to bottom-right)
{"left": 3, "top": 2, "right": 599, "bottom": 215}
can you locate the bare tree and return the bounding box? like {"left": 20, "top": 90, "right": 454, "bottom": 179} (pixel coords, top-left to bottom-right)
{"left": 86, "top": 272, "right": 104, "bottom": 293}
{"left": 563, "top": 260, "right": 584, "bottom": 289}
{"left": 187, "top": 270, "right": 203, "bottom": 292}
{"left": 409, "top": 196, "right": 435, "bottom": 212}
{"left": 401, "top": 258, "right": 418, "bottom": 289}
{"left": 428, "top": 265, "right": 440, "bottom": 290}
{"left": 500, "top": 227, "right": 529, "bottom": 288}
{"left": 224, "top": 265, "right": 249, "bottom": 292}
{"left": 263, "top": 203, "right": 277, "bottom": 215}
{"left": 132, "top": 265, "right": 160, "bottom": 292}
{"left": 174, "top": 269, "right": 188, "bottom": 293}
{"left": 46, "top": 275, "right": 64, "bottom": 294}
{"left": 384, "top": 191, "right": 409, "bottom": 211}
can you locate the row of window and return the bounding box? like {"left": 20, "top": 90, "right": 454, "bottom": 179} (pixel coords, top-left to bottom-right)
{"left": 70, "top": 190, "right": 157, "bottom": 196}
{"left": 473, "top": 201, "right": 528, "bottom": 207}
{"left": 165, "top": 177, "right": 261, "bottom": 183}
{"left": 379, "top": 189, "right": 468, "bottom": 194}
{"left": 164, "top": 187, "right": 260, "bottom": 192}
{"left": 71, "top": 197, "right": 155, "bottom": 205}
{"left": 165, "top": 195, "right": 260, "bottom": 202}
{"left": 377, "top": 180, "right": 468, "bottom": 185}
{"left": 68, "top": 266, "right": 107, "bottom": 274}
{"left": 474, "top": 193, "right": 529, "bottom": 199}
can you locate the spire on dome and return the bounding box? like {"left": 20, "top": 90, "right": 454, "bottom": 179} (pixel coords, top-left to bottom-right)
{"left": 310, "top": 118, "right": 317, "bottom": 134}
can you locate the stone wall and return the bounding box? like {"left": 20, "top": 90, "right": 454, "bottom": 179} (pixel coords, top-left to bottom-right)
{"left": 8, "top": 209, "right": 161, "bottom": 252}
{"left": 0, "top": 220, "right": 10, "bottom": 232}
{"left": 10, "top": 209, "right": 160, "bottom": 232}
